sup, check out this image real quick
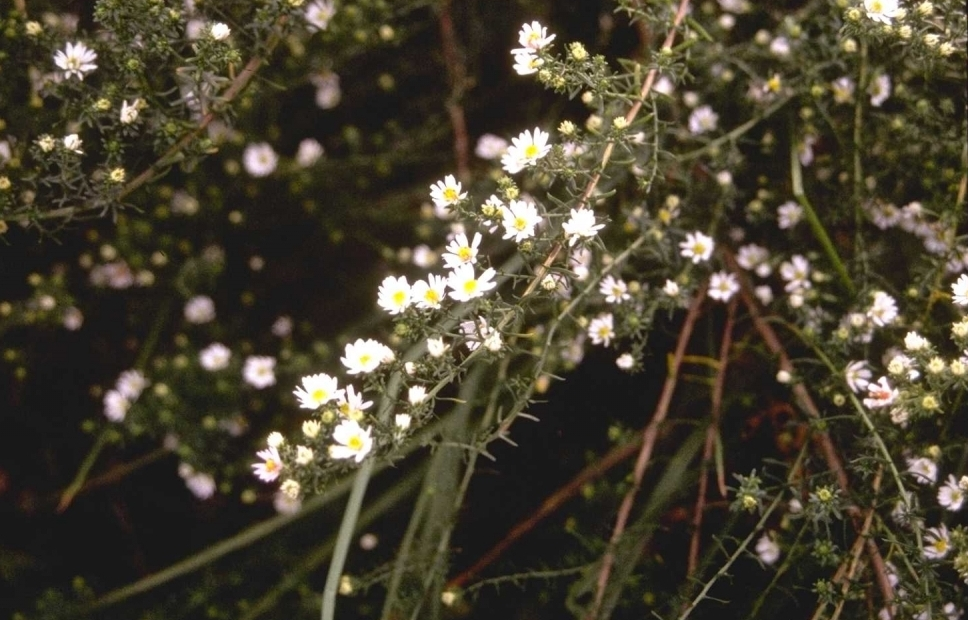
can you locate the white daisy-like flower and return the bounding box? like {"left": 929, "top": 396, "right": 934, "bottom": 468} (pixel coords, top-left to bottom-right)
{"left": 312, "top": 72, "right": 341, "bottom": 109}
{"left": 54, "top": 41, "right": 98, "bottom": 80}
{"left": 501, "top": 128, "right": 551, "bottom": 174}
{"left": 663, "top": 279, "right": 680, "bottom": 297}
{"left": 904, "top": 331, "right": 930, "bottom": 352}
{"left": 243, "top": 142, "right": 279, "bottom": 177}
{"left": 408, "top": 385, "right": 428, "bottom": 405}
{"left": 336, "top": 384, "right": 373, "bottom": 420}
{"left": 295, "top": 445, "right": 315, "bottom": 466}
{"left": 679, "top": 231, "right": 715, "bottom": 264}
{"left": 252, "top": 446, "right": 283, "bottom": 482}
{"left": 615, "top": 353, "right": 635, "bottom": 370}
{"left": 329, "top": 419, "right": 374, "bottom": 463}
{"left": 779, "top": 255, "right": 811, "bottom": 293}
{"left": 951, "top": 273, "right": 968, "bottom": 306}
{"left": 844, "top": 360, "right": 872, "bottom": 393}
{"left": 411, "top": 274, "right": 448, "bottom": 310}
{"left": 868, "top": 73, "right": 891, "bottom": 107}
{"left": 210, "top": 22, "right": 231, "bottom": 40}
{"left": 395, "top": 413, "right": 412, "bottom": 430}
{"left": 512, "top": 51, "right": 543, "bottom": 76}
{"left": 755, "top": 533, "right": 781, "bottom": 565}
{"left": 938, "top": 475, "right": 965, "bottom": 512}
{"left": 777, "top": 201, "right": 803, "bottom": 229}
{"left": 120, "top": 99, "right": 141, "bottom": 124}
{"left": 736, "top": 244, "right": 770, "bottom": 273}
{"left": 562, "top": 208, "right": 605, "bottom": 246}
{"left": 442, "top": 232, "right": 482, "bottom": 269}
{"left": 199, "top": 343, "right": 231, "bottom": 371}
{"left": 588, "top": 313, "right": 615, "bottom": 347}
{"left": 864, "top": 0, "right": 901, "bottom": 25}
{"left": 430, "top": 174, "right": 467, "bottom": 209}
{"left": 708, "top": 271, "right": 739, "bottom": 302}
{"left": 341, "top": 338, "right": 389, "bottom": 375}
{"left": 502, "top": 199, "right": 542, "bottom": 243}
{"left": 514, "top": 20, "right": 556, "bottom": 52}
{"left": 304, "top": 0, "right": 336, "bottom": 31}
{"left": 863, "top": 376, "right": 897, "bottom": 408}
{"left": 377, "top": 275, "right": 412, "bottom": 315}
{"left": 63, "top": 134, "right": 84, "bottom": 154}
{"left": 293, "top": 373, "right": 343, "bottom": 409}
{"left": 831, "top": 77, "right": 855, "bottom": 104}
{"left": 296, "top": 138, "right": 324, "bottom": 167}
{"left": 447, "top": 264, "right": 498, "bottom": 302}
{"left": 867, "top": 291, "right": 898, "bottom": 327}
{"left": 599, "top": 275, "right": 630, "bottom": 304}
{"left": 103, "top": 389, "right": 129, "bottom": 422}
{"left": 906, "top": 456, "right": 938, "bottom": 485}
{"left": 460, "top": 317, "right": 500, "bottom": 352}
{"left": 427, "top": 337, "right": 448, "bottom": 358}
{"left": 243, "top": 355, "right": 277, "bottom": 389}
{"left": 116, "top": 369, "right": 148, "bottom": 401}
{"left": 303, "top": 420, "right": 322, "bottom": 439}
{"left": 184, "top": 295, "right": 215, "bottom": 323}
{"left": 688, "top": 105, "right": 719, "bottom": 135}
{"left": 474, "top": 134, "right": 508, "bottom": 159}
{"left": 923, "top": 524, "right": 950, "bottom": 560}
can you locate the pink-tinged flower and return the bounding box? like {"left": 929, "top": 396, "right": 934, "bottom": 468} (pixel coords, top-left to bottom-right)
{"left": 863, "top": 376, "right": 897, "bottom": 408}
{"left": 252, "top": 446, "right": 283, "bottom": 482}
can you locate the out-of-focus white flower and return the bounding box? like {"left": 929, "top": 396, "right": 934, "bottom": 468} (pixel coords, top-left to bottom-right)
{"left": 243, "top": 142, "right": 279, "bottom": 177}
{"left": 243, "top": 356, "right": 277, "bottom": 389}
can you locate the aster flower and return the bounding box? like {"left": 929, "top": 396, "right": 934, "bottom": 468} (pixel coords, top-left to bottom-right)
{"left": 599, "top": 275, "right": 630, "bottom": 304}
{"left": 184, "top": 295, "right": 215, "bottom": 323}
{"left": 938, "top": 475, "right": 965, "bottom": 512}
{"left": 906, "top": 456, "right": 938, "bottom": 485}
{"left": 863, "top": 376, "right": 897, "bottom": 408}
{"left": 777, "top": 201, "right": 803, "bottom": 229}
{"left": 460, "top": 317, "right": 502, "bottom": 352}
{"left": 447, "top": 264, "right": 498, "bottom": 302}
{"left": 868, "top": 73, "right": 891, "bottom": 107}
{"left": 588, "top": 313, "right": 615, "bottom": 347}
{"left": 679, "top": 231, "right": 715, "bottom": 263}
{"left": 304, "top": 0, "right": 336, "bottom": 31}
{"left": 411, "top": 274, "right": 448, "bottom": 310}
{"left": 430, "top": 174, "right": 467, "bottom": 209}
{"left": 377, "top": 275, "right": 412, "bottom": 315}
{"left": 329, "top": 419, "right": 374, "bottom": 463}
{"left": 54, "top": 41, "right": 98, "bottom": 80}
{"left": 755, "top": 533, "right": 780, "bottom": 566}
{"left": 209, "top": 22, "right": 231, "bottom": 40}
{"left": 864, "top": 0, "right": 901, "bottom": 25}
{"left": 845, "top": 361, "right": 872, "bottom": 393}
{"left": 952, "top": 273, "right": 968, "bottom": 306}
{"left": 736, "top": 244, "right": 770, "bottom": 273}
{"left": 501, "top": 128, "right": 551, "bottom": 174}
{"left": 474, "top": 134, "right": 508, "bottom": 159}
{"left": 103, "top": 390, "right": 129, "bottom": 422}
{"left": 688, "top": 105, "right": 719, "bottom": 135}
{"left": 243, "top": 142, "right": 279, "bottom": 177}
{"left": 923, "top": 524, "right": 951, "bottom": 560}
{"left": 116, "top": 369, "right": 148, "bottom": 401}
{"left": 120, "top": 99, "right": 141, "bottom": 124}
{"left": 336, "top": 384, "right": 373, "bottom": 420}
{"left": 867, "top": 291, "right": 898, "bottom": 327}
{"left": 293, "top": 373, "right": 343, "bottom": 409}
{"left": 502, "top": 199, "right": 542, "bottom": 243}
{"left": 779, "top": 255, "right": 811, "bottom": 293}
{"left": 252, "top": 446, "right": 283, "bottom": 482}
{"left": 442, "top": 232, "right": 482, "bottom": 268}
{"left": 63, "top": 134, "right": 84, "bottom": 154}
{"left": 243, "top": 355, "right": 277, "bottom": 389}
{"left": 708, "top": 271, "right": 739, "bottom": 302}
{"left": 514, "top": 21, "right": 556, "bottom": 52}
{"left": 512, "top": 51, "right": 543, "bottom": 76}
{"left": 562, "top": 208, "right": 605, "bottom": 246}
{"left": 200, "top": 343, "right": 231, "bottom": 370}
{"left": 340, "top": 339, "right": 386, "bottom": 375}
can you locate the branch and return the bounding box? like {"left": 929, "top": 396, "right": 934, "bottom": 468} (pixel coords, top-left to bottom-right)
{"left": 437, "top": 0, "right": 471, "bottom": 180}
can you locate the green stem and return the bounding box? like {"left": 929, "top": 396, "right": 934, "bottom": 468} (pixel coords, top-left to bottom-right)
{"left": 790, "top": 143, "right": 854, "bottom": 294}
{"left": 852, "top": 40, "right": 869, "bottom": 280}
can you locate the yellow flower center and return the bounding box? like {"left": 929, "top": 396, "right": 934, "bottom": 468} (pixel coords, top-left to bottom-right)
{"left": 359, "top": 354, "right": 372, "bottom": 366}
{"left": 265, "top": 459, "right": 279, "bottom": 472}
{"left": 514, "top": 216, "right": 527, "bottom": 231}
{"left": 524, "top": 144, "right": 539, "bottom": 159}
{"left": 311, "top": 389, "right": 326, "bottom": 401}
{"left": 348, "top": 435, "right": 363, "bottom": 451}
{"left": 443, "top": 188, "right": 458, "bottom": 202}
{"left": 870, "top": 0, "right": 883, "bottom": 12}
{"left": 463, "top": 280, "right": 478, "bottom": 294}
{"left": 457, "top": 247, "right": 472, "bottom": 261}
{"left": 425, "top": 290, "right": 440, "bottom": 304}
{"left": 393, "top": 290, "right": 406, "bottom": 305}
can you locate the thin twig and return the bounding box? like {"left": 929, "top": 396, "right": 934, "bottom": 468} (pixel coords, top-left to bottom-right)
{"left": 446, "top": 436, "right": 643, "bottom": 590}
{"left": 587, "top": 281, "right": 707, "bottom": 619}
{"left": 437, "top": 0, "right": 470, "bottom": 180}
{"left": 687, "top": 297, "right": 735, "bottom": 576}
